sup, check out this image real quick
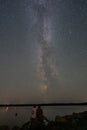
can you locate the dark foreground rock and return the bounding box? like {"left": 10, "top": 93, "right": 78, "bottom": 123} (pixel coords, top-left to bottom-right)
{"left": 0, "top": 125, "right": 10, "bottom": 130}
{"left": 55, "top": 111, "right": 87, "bottom": 130}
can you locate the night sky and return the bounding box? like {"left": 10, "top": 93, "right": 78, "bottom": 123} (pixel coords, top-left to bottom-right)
{"left": 0, "top": 0, "right": 87, "bottom": 104}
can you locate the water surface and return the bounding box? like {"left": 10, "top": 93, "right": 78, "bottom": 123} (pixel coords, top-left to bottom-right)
{"left": 0, "top": 105, "right": 87, "bottom": 128}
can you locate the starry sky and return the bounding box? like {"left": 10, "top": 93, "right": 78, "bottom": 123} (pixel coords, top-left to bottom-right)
{"left": 0, "top": 0, "right": 87, "bottom": 104}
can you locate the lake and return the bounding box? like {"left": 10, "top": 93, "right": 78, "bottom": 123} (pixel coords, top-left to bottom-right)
{"left": 0, "top": 105, "right": 87, "bottom": 128}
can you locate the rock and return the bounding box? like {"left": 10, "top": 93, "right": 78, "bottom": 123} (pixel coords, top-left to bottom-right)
{"left": 55, "top": 116, "right": 67, "bottom": 123}
{"left": 0, "top": 125, "right": 10, "bottom": 130}
{"left": 21, "top": 121, "right": 31, "bottom": 130}
{"left": 12, "top": 126, "right": 20, "bottom": 130}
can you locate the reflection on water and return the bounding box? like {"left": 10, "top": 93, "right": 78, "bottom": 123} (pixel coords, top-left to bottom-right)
{"left": 0, "top": 106, "right": 87, "bottom": 128}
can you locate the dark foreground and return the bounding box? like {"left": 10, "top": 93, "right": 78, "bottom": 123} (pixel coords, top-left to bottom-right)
{"left": 0, "top": 111, "right": 87, "bottom": 130}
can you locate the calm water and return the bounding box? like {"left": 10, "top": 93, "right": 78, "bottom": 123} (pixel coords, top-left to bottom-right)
{"left": 0, "top": 106, "right": 87, "bottom": 128}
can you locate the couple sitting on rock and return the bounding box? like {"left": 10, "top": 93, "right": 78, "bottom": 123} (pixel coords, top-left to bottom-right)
{"left": 31, "top": 105, "right": 43, "bottom": 124}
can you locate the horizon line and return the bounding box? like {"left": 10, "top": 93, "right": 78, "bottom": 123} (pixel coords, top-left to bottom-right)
{"left": 0, "top": 102, "right": 87, "bottom": 107}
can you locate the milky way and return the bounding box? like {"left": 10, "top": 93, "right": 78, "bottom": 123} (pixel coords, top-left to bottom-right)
{"left": 33, "top": 0, "right": 60, "bottom": 101}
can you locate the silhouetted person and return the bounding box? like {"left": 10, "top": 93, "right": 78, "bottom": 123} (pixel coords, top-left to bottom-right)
{"left": 36, "top": 105, "right": 43, "bottom": 123}
{"left": 31, "top": 105, "right": 37, "bottom": 123}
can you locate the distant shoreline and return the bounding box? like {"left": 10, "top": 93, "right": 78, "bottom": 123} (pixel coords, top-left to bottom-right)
{"left": 0, "top": 102, "right": 87, "bottom": 107}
